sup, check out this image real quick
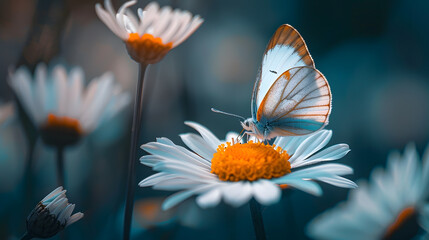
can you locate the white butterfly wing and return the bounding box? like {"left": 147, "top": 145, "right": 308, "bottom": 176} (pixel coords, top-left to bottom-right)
{"left": 257, "top": 66, "right": 331, "bottom": 137}
{"left": 251, "top": 24, "right": 315, "bottom": 119}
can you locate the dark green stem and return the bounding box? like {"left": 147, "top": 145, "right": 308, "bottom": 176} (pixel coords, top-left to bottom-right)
{"left": 56, "top": 146, "right": 65, "bottom": 187}
{"left": 249, "top": 199, "right": 267, "bottom": 240}
{"left": 24, "top": 139, "right": 36, "bottom": 212}
{"left": 123, "top": 63, "right": 148, "bottom": 240}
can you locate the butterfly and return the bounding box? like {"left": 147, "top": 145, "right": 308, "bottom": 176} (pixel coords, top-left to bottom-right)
{"left": 241, "top": 24, "right": 332, "bottom": 140}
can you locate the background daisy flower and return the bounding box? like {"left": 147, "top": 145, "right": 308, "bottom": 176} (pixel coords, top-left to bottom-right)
{"left": 9, "top": 63, "right": 130, "bottom": 147}
{"left": 139, "top": 121, "right": 356, "bottom": 210}
{"left": 96, "top": 0, "right": 203, "bottom": 64}
{"left": 307, "top": 143, "right": 429, "bottom": 240}
{"left": 24, "top": 186, "right": 83, "bottom": 239}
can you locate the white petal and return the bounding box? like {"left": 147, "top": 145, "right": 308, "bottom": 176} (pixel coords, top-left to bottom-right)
{"left": 51, "top": 198, "right": 68, "bottom": 216}
{"left": 184, "top": 121, "right": 221, "bottom": 151}
{"left": 41, "top": 187, "right": 64, "bottom": 203}
{"left": 252, "top": 180, "right": 281, "bottom": 206}
{"left": 272, "top": 178, "right": 322, "bottom": 196}
{"left": 222, "top": 182, "right": 253, "bottom": 207}
{"left": 318, "top": 176, "right": 357, "bottom": 188}
{"left": 142, "top": 141, "right": 211, "bottom": 168}
{"left": 274, "top": 135, "right": 306, "bottom": 155}
{"left": 180, "top": 133, "right": 215, "bottom": 161}
{"left": 67, "top": 67, "right": 84, "bottom": 118}
{"left": 153, "top": 178, "right": 203, "bottom": 191}
{"left": 289, "top": 130, "right": 332, "bottom": 166}
{"left": 292, "top": 144, "right": 350, "bottom": 168}
{"left": 224, "top": 132, "right": 241, "bottom": 143}
{"left": 162, "top": 185, "right": 213, "bottom": 210}
{"left": 53, "top": 65, "right": 68, "bottom": 116}
{"left": 140, "top": 155, "right": 163, "bottom": 167}
{"left": 58, "top": 204, "right": 75, "bottom": 224}
{"left": 286, "top": 163, "right": 354, "bottom": 179}
{"left": 66, "top": 212, "right": 84, "bottom": 227}
{"left": 172, "top": 16, "right": 203, "bottom": 47}
{"left": 422, "top": 143, "right": 429, "bottom": 197}
{"left": 196, "top": 188, "right": 222, "bottom": 209}
{"left": 156, "top": 137, "right": 175, "bottom": 146}
{"left": 153, "top": 161, "right": 214, "bottom": 180}
{"left": 34, "top": 63, "right": 47, "bottom": 122}
{"left": 139, "top": 172, "right": 175, "bottom": 187}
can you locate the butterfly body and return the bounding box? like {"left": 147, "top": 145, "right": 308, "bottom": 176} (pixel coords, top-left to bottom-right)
{"left": 242, "top": 117, "right": 274, "bottom": 140}
{"left": 241, "top": 25, "right": 332, "bottom": 141}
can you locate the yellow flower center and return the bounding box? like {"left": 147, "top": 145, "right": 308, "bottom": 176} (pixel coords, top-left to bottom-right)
{"left": 211, "top": 141, "right": 291, "bottom": 182}
{"left": 126, "top": 33, "right": 173, "bottom": 64}
{"left": 40, "top": 114, "right": 83, "bottom": 147}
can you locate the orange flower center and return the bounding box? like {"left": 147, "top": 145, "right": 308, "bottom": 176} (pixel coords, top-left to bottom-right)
{"left": 40, "top": 114, "right": 83, "bottom": 147}
{"left": 125, "top": 33, "right": 173, "bottom": 64}
{"left": 211, "top": 141, "right": 291, "bottom": 182}
{"left": 383, "top": 207, "right": 418, "bottom": 240}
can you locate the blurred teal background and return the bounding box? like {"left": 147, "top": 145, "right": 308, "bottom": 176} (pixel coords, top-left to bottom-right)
{"left": 1, "top": 0, "right": 429, "bottom": 239}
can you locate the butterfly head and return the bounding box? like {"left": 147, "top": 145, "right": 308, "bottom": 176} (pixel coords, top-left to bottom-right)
{"left": 241, "top": 118, "right": 254, "bottom": 132}
{"left": 241, "top": 118, "right": 274, "bottom": 141}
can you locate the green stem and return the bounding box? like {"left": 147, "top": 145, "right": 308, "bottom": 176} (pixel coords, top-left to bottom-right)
{"left": 56, "top": 146, "right": 65, "bottom": 187}
{"left": 123, "top": 63, "right": 148, "bottom": 240}
{"left": 249, "top": 199, "right": 267, "bottom": 240}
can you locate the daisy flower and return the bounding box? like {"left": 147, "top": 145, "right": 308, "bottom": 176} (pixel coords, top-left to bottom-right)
{"left": 24, "top": 186, "right": 83, "bottom": 239}
{"left": 307, "top": 143, "right": 429, "bottom": 240}
{"left": 9, "top": 63, "right": 130, "bottom": 147}
{"left": 96, "top": 0, "right": 203, "bottom": 64}
{"left": 139, "top": 121, "right": 356, "bottom": 210}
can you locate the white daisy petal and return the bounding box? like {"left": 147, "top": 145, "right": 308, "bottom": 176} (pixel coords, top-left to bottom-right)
{"left": 66, "top": 212, "right": 84, "bottom": 227}
{"left": 162, "top": 185, "right": 213, "bottom": 210}
{"left": 184, "top": 121, "right": 221, "bottom": 151}
{"left": 272, "top": 178, "right": 323, "bottom": 196}
{"left": 156, "top": 137, "right": 175, "bottom": 146}
{"left": 142, "top": 141, "right": 211, "bottom": 169}
{"left": 318, "top": 176, "right": 358, "bottom": 188}
{"left": 153, "top": 162, "right": 214, "bottom": 180}
{"left": 286, "top": 163, "right": 354, "bottom": 179}
{"left": 140, "top": 122, "right": 353, "bottom": 209}
{"left": 180, "top": 133, "right": 215, "bottom": 160}
{"left": 172, "top": 16, "right": 204, "bottom": 47}
{"left": 224, "top": 132, "right": 241, "bottom": 144}
{"left": 67, "top": 67, "right": 84, "bottom": 118}
{"left": 293, "top": 144, "right": 350, "bottom": 168}
{"left": 196, "top": 188, "right": 222, "bottom": 209}
{"left": 41, "top": 187, "right": 64, "bottom": 203}
{"left": 275, "top": 134, "right": 307, "bottom": 156}
{"left": 252, "top": 180, "right": 281, "bottom": 206}
{"left": 307, "top": 143, "right": 429, "bottom": 240}
{"left": 96, "top": 0, "right": 203, "bottom": 57}
{"left": 31, "top": 187, "right": 83, "bottom": 232}
{"left": 422, "top": 144, "right": 429, "bottom": 197}
{"left": 289, "top": 130, "right": 332, "bottom": 166}
{"left": 9, "top": 64, "right": 128, "bottom": 142}
{"left": 222, "top": 182, "right": 253, "bottom": 207}
{"left": 139, "top": 172, "right": 175, "bottom": 187}
{"left": 53, "top": 65, "right": 68, "bottom": 116}
{"left": 140, "top": 155, "right": 164, "bottom": 167}
{"left": 34, "top": 63, "right": 47, "bottom": 121}
{"left": 153, "top": 178, "right": 204, "bottom": 191}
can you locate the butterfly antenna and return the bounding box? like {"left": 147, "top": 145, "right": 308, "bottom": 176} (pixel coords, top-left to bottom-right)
{"left": 211, "top": 108, "right": 246, "bottom": 121}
